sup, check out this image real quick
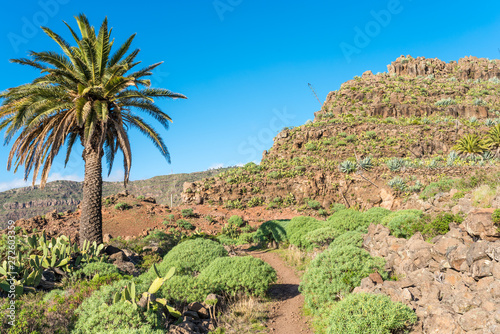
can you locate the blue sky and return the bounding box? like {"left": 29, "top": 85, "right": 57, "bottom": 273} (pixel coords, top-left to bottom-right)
{"left": 0, "top": 0, "right": 500, "bottom": 191}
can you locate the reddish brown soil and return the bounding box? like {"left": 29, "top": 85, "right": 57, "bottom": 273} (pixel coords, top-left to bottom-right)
{"left": 246, "top": 249, "right": 313, "bottom": 334}
{"left": 11, "top": 193, "right": 307, "bottom": 242}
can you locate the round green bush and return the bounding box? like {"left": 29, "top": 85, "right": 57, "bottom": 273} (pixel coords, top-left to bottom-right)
{"left": 327, "top": 209, "right": 370, "bottom": 233}
{"left": 157, "top": 238, "right": 227, "bottom": 276}
{"left": 381, "top": 210, "right": 423, "bottom": 238}
{"left": 285, "top": 216, "right": 325, "bottom": 248}
{"left": 329, "top": 230, "right": 364, "bottom": 249}
{"left": 73, "top": 261, "right": 120, "bottom": 279}
{"left": 253, "top": 220, "right": 289, "bottom": 244}
{"left": 74, "top": 279, "right": 158, "bottom": 333}
{"left": 304, "top": 227, "right": 342, "bottom": 248}
{"left": 327, "top": 293, "right": 417, "bottom": 334}
{"left": 159, "top": 275, "right": 213, "bottom": 303}
{"left": 228, "top": 215, "right": 244, "bottom": 227}
{"left": 300, "top": 245, "right": 387, "bottom": 311}
{"left": 198, "top": 256, "right": 277, "bottom": 296}
{"left": 362, "top": 207, "right": 392, "bottom": 224}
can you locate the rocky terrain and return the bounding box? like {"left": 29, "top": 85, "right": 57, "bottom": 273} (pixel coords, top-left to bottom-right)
{"left": 0, "top": 168, "right": 229, "bottom": 226}
{"left": 357, "top": 209, "right": 500, "bottom": 333}
{"left": 182, "top": 57, "right": 500, "bottom": 213}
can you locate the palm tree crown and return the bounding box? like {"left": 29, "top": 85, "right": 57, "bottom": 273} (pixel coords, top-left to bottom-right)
{"left": 0, "top": 14, "right": 186, "bottom": 243}
{"left": 0, "top": 14, "right": 186, "bottom": 187}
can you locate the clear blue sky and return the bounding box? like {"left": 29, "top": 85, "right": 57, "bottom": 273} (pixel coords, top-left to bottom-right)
{"left": 1, "top": 0, "right": 500, "bottom": 191}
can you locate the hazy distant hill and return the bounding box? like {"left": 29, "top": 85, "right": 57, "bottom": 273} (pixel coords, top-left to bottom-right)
{"left": 0, "top": 168, "right": 229, "bottom": 224}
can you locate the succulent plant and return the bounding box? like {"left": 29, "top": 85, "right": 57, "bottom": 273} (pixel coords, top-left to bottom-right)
{"left": 339, "top": 160, "right": 357, "bottom": 174}
{"left": 113, "top": 264, "right": 181, "bottom": 318}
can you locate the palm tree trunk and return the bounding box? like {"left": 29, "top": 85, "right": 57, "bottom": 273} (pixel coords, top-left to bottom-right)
{"left": 79, "top": 147, "right": 103, "bottom": 245}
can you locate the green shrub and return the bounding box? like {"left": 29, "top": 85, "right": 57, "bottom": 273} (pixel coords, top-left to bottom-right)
{"left": 253, "top": 220, "right": 289, "bottom": 244}
{"left": 327, "top": 209, "right": 370, "bottom": 234}
{"left": 159, "top": 275, "right": 212, "bottom": 304}
{"left": 307, "top": 200, "right": 322, "bottom": 210}
{"left": 327, "top": 293, "right": 417, "bottom": 334}
{"left": 181, "top": 208, "right": 195, "bottom": 218}
{"left": 300, "top": 245, "right": 387, "bottom": 311}
{"left": 176, "top": 219, "right": 194, "bottom": 230}
{"left": 493, "top": 209, "right": 500, "bottom": 225}
{"left": 285, "top": 216, "right": 325, "bottom": 249}
{"left": 420, "top": 177, "right": 455, "bottom": 200}
{"left": 247, "top": 196, "right": 264, "bottom": 207}
{"left": 137, "top": 195, "right": 146, "bottom": 200}
{"left": 198, "top": 256, "right": 277, "bottom": 296}
{"left": 381, "top": 210, "right": 424, "bottom": 238}
{"left": 151, "top": 238, "right": 227, "bottom": 277}
{"left": 73, "top": 262, "right": 119, "bottom": 279}
{"left": 303, "top": 227, "right": 341, "bottom": 248}
{"left": 411, "top": 213, "right": 464, "bottom": 239}
{"left": 329, "top": 231, "right": 364, "bottom": 249}
{"left": 365, "top": 131, "right": 377, "bottom": 139}
{"left": 330, "top": 203, "right": 347, "bottom": 213}
{"left": 228, "top": 215, "right": 245, "bottom": 227}
{"left": 224, "top": 199, "right": 244, "bottom": 210}
{"left": 362, "top": 207, "right": 391, "bottom": 224}
{"left": 115, "top": 202, "right": 132, "bottom": 210}
{"left": 74, "top": 279, "right": 159, "bottom": 333}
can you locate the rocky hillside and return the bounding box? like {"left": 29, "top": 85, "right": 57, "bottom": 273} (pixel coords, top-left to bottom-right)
{"left": 0, "top": 168, "right": 229, "bottom": 225}
{"left": 182, "top": 56, "right": 500, "bottom": 212}
{"left": 319, "top": 55, "right": 500, "bottom": 120}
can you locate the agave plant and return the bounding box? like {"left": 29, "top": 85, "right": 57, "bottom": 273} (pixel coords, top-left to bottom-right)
{"left": 357, "top": 156, "right": 373, "bottom": 171}
{"left": 453, "top": 134, "right": 489, "bottom": 156}
{"left": 339, "top": 160, "right": 357, "bottom": 174}
{"left": 386, "top": 158, "right": 405, "bottom": 172}
{"left": 388, "top": 177, "right": 407, "bottom": 192}
{"left": 447, "top": 150, "right": 459, "bottom": 166}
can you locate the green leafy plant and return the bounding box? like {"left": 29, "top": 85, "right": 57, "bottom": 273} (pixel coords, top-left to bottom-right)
{"left": 181, "top": 208, "right": 195, "bottom": 218}
{"left": 386, "top": 158, "right": 405, "bottom": 172}
{"left": 300, "top": 245, "right": 387, "bottom": 311}
{"left": 339, "top": 160, "right": 357, "bottom": 174}
{"left": 228, "top": 215, "right": 245, "bottom": 227}
{"left": 175, "top": 219, "right": 194, "bottom": 230}
{"left": 453, "top": 134, "right": 489, "bottom": 155}
{"left": 115, "top": 202, "right": 132, "bottom": 211}
{"left": 327, "top": 293, "right": 417, "bottom": 334}
{"left": 307, "top": 200, "right": 322, "bottom": 210}
{"left": 198, "top": 256, "right": 277, "bottom": 296}
{"left": 485, "top": 123, "right": 500, "bottom": 148}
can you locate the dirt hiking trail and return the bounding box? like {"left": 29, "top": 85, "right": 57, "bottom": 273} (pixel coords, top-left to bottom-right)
{"left": 246, "top": 249, "right": 313, "bottom": 334}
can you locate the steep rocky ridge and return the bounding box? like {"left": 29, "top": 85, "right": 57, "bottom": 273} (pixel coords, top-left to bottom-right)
{"left": 183, "top": 57, "right": 500, "bottom": 211}
{"left": 319, "top": 55, "right": 500, "bottom": 120}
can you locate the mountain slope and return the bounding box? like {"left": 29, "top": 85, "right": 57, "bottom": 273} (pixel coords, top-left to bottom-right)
{"left": 0, "top": 168, "right": 229, "bottom": 223}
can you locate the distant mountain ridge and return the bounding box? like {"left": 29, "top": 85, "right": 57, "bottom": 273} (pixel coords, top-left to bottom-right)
{"left": 0, "top": 168, "right": 229, "bottom": 223}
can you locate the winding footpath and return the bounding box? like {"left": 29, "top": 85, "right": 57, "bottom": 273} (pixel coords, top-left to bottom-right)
{"left": 246, "top": 249, "right": 313, "bottom": 334}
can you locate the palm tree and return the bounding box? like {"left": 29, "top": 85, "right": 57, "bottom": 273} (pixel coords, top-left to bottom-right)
{"left": 0, "top": 14, "right": 186, "bottom": 244}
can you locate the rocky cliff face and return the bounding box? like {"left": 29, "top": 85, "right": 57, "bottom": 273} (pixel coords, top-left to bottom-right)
{"left": 319, "top": 56, "right": 500, "bottom": 120}
{"left": 357, "top": 209, "right": 500, "bottom": 333}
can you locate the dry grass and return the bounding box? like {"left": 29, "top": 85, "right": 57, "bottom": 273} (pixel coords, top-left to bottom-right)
{"left": 279, "top": 245, "right": 317, "bottom": 272}
{"left": 472, "top": 184, "right": 498, "bottom": 207}
{"left": 214, "top": 295, "right": 269, "bottom": 334}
